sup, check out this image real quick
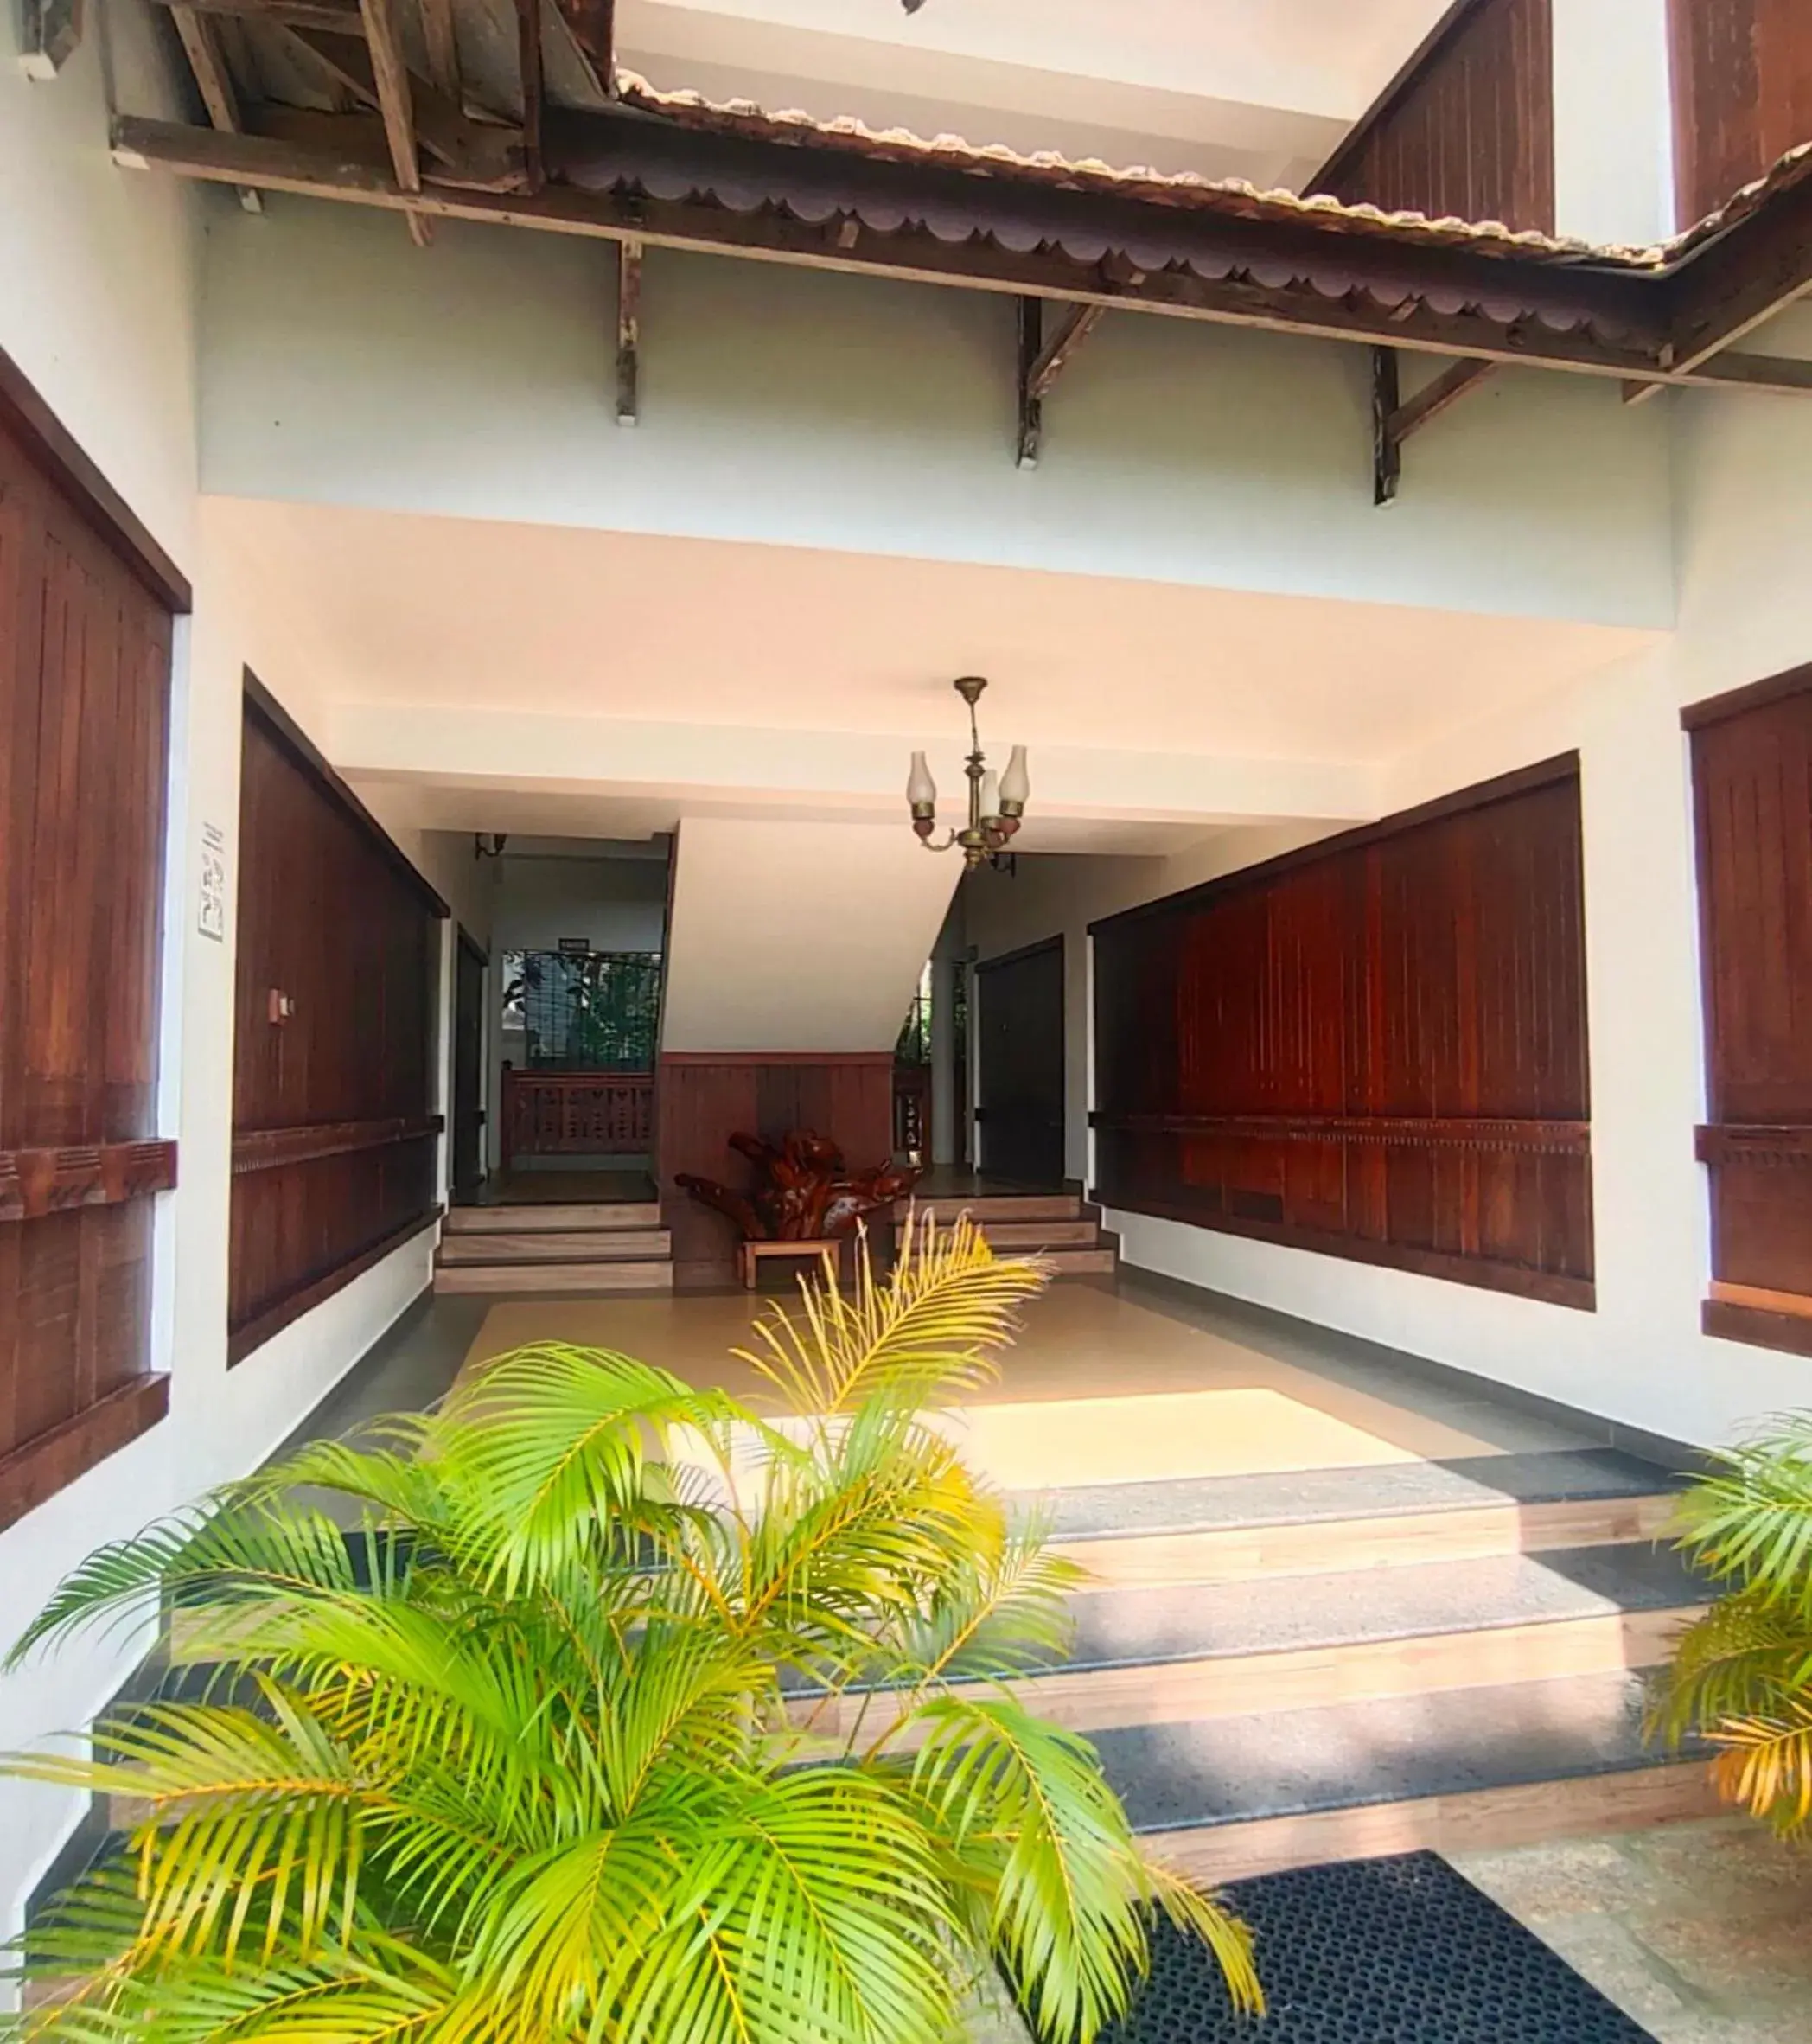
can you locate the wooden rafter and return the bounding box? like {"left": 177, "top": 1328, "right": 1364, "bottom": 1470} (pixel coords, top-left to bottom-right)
{"left": 283, "top": 28, "right": 522, "bottom": 188}
{"left": 148, "top": 0, "right": 364, "bottom": 31}
{"left": 170, "top": 4, "right": 264, "bottom": 212}
{"left": 616, "top": 236, "right": 641, "bottom": 425}
{"left": 517, "top": 0, "right": 545, "bottom": 195}
{"left": 1624, "top": 352, "right": 1812, "bottom": 405}
{"left": 419, "top": 0, "right": 458, "bottom": 100}
{"left": 354, "top": 0, "right": 430, "bottom": 244}
{"left": 553, "top": 0, "right": 616, "bottom": 95}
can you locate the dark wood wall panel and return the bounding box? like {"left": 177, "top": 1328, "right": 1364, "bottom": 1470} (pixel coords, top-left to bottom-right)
{"left": 0, "top": 399, "right": 174, "bottom": 1528}
{"left": 1091, "top": 759, "right": 1593, "bottom": 1307}
{"left": 228, "top": 682, "right": 444, "bottom": 1360}
{"left": 1310, "top": 0, "right": 1555, "bottom": 233}
{"left": 1671, "top": 0, "right": 1812, "bottom": 228}
{"left": 658, "top": 1053, "right": 895, "bottom": 1288}
{"left": 1687, "top": 667, "right": 1812, "bottom": 1356}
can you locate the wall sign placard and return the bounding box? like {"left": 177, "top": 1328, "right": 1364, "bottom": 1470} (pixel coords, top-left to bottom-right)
{"left": 198, "top": 821, "right": 228, "bottom": 942}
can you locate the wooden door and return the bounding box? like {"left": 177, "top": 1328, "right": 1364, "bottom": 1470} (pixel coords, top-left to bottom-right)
{"left": 451, "top": 929, "right": 486, "bottom": 1204}
{"left": 975, "top": 937, "right": 1066, "bottom": 1187}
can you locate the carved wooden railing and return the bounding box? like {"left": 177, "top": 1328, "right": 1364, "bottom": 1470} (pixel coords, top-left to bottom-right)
{"left": 502, "top": 1070, "right": 654, "bottom": 1166}
{"left": 892, "top": 1065, "right": 930, "bottom": 1158}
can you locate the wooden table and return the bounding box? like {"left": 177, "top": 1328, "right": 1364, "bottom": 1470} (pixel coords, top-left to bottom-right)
{"left": 737, "top": 1237, "right": 842, "bottom": 1290}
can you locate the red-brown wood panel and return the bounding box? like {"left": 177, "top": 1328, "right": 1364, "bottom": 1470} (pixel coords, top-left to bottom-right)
{"left": 1687, "top": 668, "right": 1812, "bottom": 1355}
{"left": 657, "top": 1053, "right": 895, "bottom": 1287}
{"left": 1091, "top": 760, "right": 1592, "bottom": 1306}
{"left": 1671, "top": 0, "right": 1812, "bottom": 228}
{"left": 0, "top": 407, "right": 173, "bottom": 1528}
{"left": 1311, "top": 0, "right": 1556, "bottom": 234}
{"left": 227, "top": 686, "right": 443, "bottom": 1360}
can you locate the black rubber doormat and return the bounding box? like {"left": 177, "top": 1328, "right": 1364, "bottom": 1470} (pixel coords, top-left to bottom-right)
{"left": 1104, "top": 1850, "right": 1656, "bottom": 2042}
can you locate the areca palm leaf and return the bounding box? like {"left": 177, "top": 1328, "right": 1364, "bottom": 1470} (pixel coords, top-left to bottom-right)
{"left": 878, "top": 1527, "right": 1083, "bottom": 1696}
{"left": 734, "top": 1214, "right": 1044, "bottom": 1417}
{"left": 903, "top": 1696, "right": 1154, "bottom": 2041}
{"left": 1703, "top": 1693, "right": 1812, "bottom": 1833}
{"left": 1672, "top": 1420, "right": 1812, "bottom": 1615}
{"left": 429, "top": 1345, "right": 742, "bottom": 1594}
{"left": 1650, "top": 1588, "right": 1812, "bottom": 1746}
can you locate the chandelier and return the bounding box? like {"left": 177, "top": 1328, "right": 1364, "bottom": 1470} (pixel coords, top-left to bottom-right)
{"left": 906, "top": 676, "right": 1030, "bottom": 870}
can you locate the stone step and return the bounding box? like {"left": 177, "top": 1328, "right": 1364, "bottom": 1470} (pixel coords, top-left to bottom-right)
{"left": 437, "top": 1229, "right": 672, "bottom": 1265}
{"left": 432, "top": 1260, "right": 674, "bottom": 1295}
{"left": 444, "top": 1202, "right": 662, "bottom": 1232}
{"left": 1094, "top": 1671, "right": 1720, "bottom": 1883}
{"left": 1041, "top": 1245, "right": 1117, "bottom": 1277}
{"left": 1017, "top": 1449, "right": 1684, "bottom": 1587}
{"left": 795, "top": 1543, "right": 1709, "bottom": 1744}
{"left": 938, "top": 1218, "right": 1102, "bottom": 1248}
{"left": 894, "top": 1194, "right": 1082, "bottom": 1223}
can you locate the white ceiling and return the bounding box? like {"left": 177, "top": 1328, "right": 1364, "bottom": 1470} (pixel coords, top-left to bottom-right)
{"left": 618, "top": 0, "right": 1456, "bottom": 188}
{"left": 214, "top": 495, "right": 1653, "bottom": 774}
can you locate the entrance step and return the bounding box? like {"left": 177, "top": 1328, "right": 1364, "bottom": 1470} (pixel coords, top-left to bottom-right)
{"left": 437, "top": 1229, "right": 672, "bottom": 1265}
{"left": 445, "top": 1203, "right": 662, "bottom": 1232}
{"left": 895, "top": 1193, "right": 1082, "bottom": 1224}
{"left": 796, "top": 1541, "right": 1708, "bottom": 1745}
{"left": 433, "top": 1259, "right": 674, "bottom": 1295}
{"left": 940, "top": 1217, "right": 1101, "bottom": 1249}
{"left": 1018, "top": 1449, "right": 1684, "bottom": 1587}
{"left": 1095, "top": 1671, "right": 1719, "bottom": 1884}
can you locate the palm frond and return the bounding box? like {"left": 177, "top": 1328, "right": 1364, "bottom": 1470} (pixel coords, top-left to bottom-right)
{"left": 1649, "top": 1589, "right": 1812, "bottom": 1747}
{"left": 734, "top": 1216, "right": 1047, "bottom": 1418}
{"left": 1705, "top": 1692, "right": 1812, "bottom": 1835}
{"left": 1672, "top": 1417, "right": 1812, "bottom": 1615}
{"left": 1140, "top": 1857, "right": 1263, "bottom": 2018}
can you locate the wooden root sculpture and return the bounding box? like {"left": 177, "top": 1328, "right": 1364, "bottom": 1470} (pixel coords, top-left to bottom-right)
{"left": 677, "top": 1129, "right": 920, "bottom": 1240}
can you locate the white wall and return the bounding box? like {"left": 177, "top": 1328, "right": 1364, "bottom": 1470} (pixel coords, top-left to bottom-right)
{"left": 195, "top": 199, "right": 1675, "bottom": 633}
{"left": 494, "top": 851, "right": 667, "bottom": 955}
{"left": 0, "top": 15, "right": 461, "bottom": 1942}
{"left": 662, "top": 819, "right": 958, "bottom": 1052}
{"left": 1550, "top": 0, "right": 1675, "bottom": 246}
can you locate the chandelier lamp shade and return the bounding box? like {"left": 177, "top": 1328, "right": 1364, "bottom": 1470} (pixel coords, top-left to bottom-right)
{"left": 908, "top": 676, "right": 1030, "bottom": 869}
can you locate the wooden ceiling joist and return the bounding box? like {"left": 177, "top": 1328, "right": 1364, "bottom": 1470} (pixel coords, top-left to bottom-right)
{"left": 516, "top": 0, "right": 546, "bottom": 194}
{"left": 284, "top": 27, "right": 522, "bottom": 188}
{"left": 148, "top": 0, "right": 365, "bottom": 34}
{"left": 419, "top": 0, "right": 458, "bottom": 100}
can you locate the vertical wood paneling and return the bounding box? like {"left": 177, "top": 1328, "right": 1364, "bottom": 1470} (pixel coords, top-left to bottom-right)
{"left": 0, "top": 405, "right": 173, "bottom": 1528}
{"left": 657, "top": 1053, "right": 895, "bottom": 1287}
{"left": 1671, "top": 0, "right": 1812, "bottom": 227}
{"left": 1091, "top": 761, "right": 1592, "bottom": 1306}
{"left": 1687, "top": 669, "right": 1812, "bottom": 1354}
{"left": 228, "top": 687, "right": 444, "bottom": 1359}
{"left": 1311, "top": 0, "right": 1556, "bottom": 233}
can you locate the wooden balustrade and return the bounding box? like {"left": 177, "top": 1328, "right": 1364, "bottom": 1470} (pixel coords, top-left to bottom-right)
{"left": 502, "top": 1070, "right": 654, "bottom": 1165}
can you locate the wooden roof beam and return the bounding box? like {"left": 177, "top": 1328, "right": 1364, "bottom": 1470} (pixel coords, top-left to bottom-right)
{"left": 517, "top": 0, "right": 545, "bottom": 194}
{"left": 147, "top": 0, "right": 365, "bottom": 32}
{"left": 419, "top": 0, "right": 458, "bottom": 102}
{"left": 1622, "top": 352, "right": 1812, "bottom": 403}
{"left": 169, "top": 4, "right": 265, "bottom": 213}
{"left": 554, "top": 0, "right": 616, "bottom": 96}
{"left": 284, "top": 28, "right": 524, "bottom": 188}
{"left": 616, "top": 235, "right": 641, "bottom": 425}
{"left": 355, "top": 0, "right": 431, "bottom": 244}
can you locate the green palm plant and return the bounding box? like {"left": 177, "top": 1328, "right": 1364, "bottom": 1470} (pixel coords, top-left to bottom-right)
{"left": 1653, "top": 1415, "right": 1812, "bottom": 1835}
{"left": 3, "top": 1217, "right": 1261, "bottom": 2042}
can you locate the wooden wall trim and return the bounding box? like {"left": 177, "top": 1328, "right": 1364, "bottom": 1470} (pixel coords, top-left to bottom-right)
{"left": 1704, "top": 1297, "right": 1812, "bottom": 1359}
{"left": 1092, "top": 1114, "right": 1590, "bottom": 1157}
{"left": 226, "top": 1205, "right": 443, "bottom": 1366}
{"left": 242, "top": 671, "right": 450, "bottom": 920}
{"left": 0, "top": 1376, "right": 171, "bottom": 1534}
{"left": 1695, "top": 1124, "right": 1812, "bottom": 1168}
{"left": 0, "top": 342, "right": 191, "bottom": 614}
{"left": 1090, "top": 752, "right": 1580, "bottom": 936}
{"left": 1095, "top": 1187, "right": 1595, "bottom": 1311}
{"left": 1681, "top": 661, "right": 1812, "bottom": 731}
{"left": 231, "top": 1116, "right": 443, "bottom": 1175}
{"left": 0, "top": 1140, "right": 177, "bottom": 1221}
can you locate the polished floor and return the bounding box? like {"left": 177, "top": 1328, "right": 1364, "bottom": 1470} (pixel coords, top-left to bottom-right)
{"left": 285, "top": 1269, "right": 1611, "bottom": 1497}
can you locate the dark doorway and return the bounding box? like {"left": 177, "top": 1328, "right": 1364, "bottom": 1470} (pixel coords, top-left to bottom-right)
{"left": 974, "top": 936, "right": 1066, "bottom": 1187}
{"left": 451, "top": 929, "right": 487, "bottom": 1205}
